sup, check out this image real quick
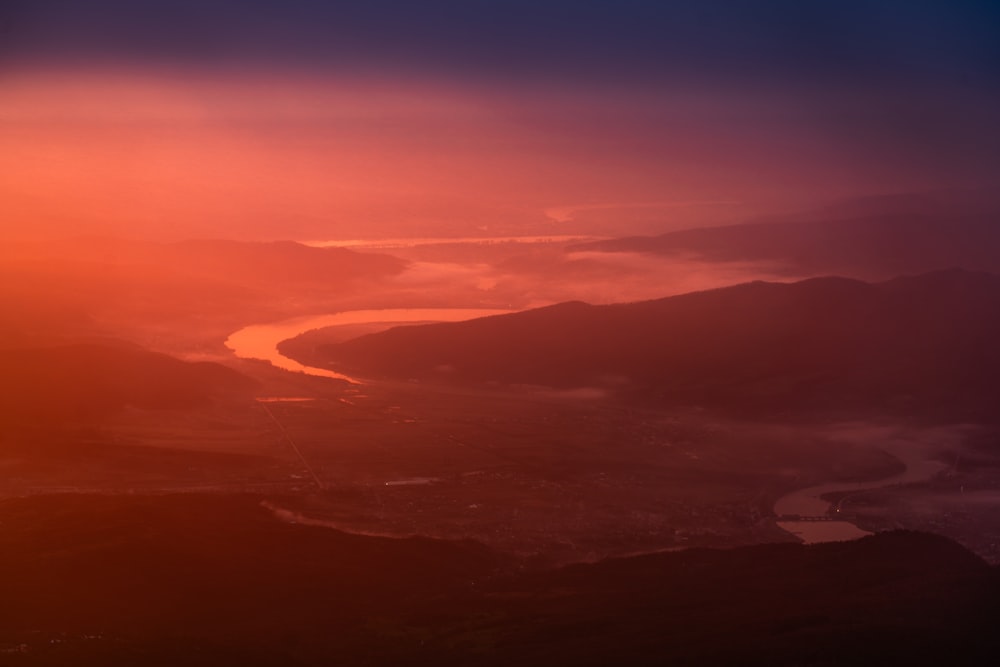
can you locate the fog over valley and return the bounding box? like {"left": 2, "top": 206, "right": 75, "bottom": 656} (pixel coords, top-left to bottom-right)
{"left": 3, "top": 2, "right": 1000, "bottom": 664}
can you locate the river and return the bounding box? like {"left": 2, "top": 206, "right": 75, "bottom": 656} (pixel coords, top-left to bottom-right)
{"left": 775, "top": 430, "right": 949, "bottom": 543}
{"left": 228, "top": 312, "right": 954, "bottom": 546}
{"left": 224, "top": 308, "right": 512, "bottom": 383}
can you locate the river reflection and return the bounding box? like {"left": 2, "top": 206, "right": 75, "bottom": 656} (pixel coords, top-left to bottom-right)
{"left": 224, "top": 308, "right": 511, "bottom": 383}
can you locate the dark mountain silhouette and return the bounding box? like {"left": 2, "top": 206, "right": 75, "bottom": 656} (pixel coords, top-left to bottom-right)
{"left": 298, "top": 269, "right": 1000, "bottom": 419}
{"left": 0, "top": 493, "right": 996, "bottom": 665}
{"left": 765, "top": 188, "right": 1000, "bottom": 224}
{"left": 0, "top": 343, "right": 257, "bottom": 426}
{"left": 573, "top": 190, "right": 1000, "bottom": 279}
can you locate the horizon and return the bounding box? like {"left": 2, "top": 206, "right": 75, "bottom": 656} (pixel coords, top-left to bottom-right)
{"left": 3, "top": 3, "right": 1000, "bottom": 664}
{"left": 3, "top": 2, "right": 999, "bottom": 242}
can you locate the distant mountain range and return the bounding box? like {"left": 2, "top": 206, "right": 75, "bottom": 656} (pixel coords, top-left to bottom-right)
{"left": 572, "top": 189, "right": 1000, "bottom": 279}
{"left": 0, "top": 237, "right": 408, "bottom": 346}
{"left": 295, "top": 269, "right": 1000, "bottom": 419}
{"left": 3, "top": 237, "right": 407, "bottom": 287}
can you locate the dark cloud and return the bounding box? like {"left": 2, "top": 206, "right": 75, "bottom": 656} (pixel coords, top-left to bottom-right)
{"left": 2, "top": 0, "right": 998, "bottom": 242}
{"left": 2, "top": 1, "right": 998, "bottom": 88}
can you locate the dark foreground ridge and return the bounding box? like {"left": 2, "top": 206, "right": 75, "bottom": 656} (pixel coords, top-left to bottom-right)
{"left": 0, "top": 494, "right": 997, "bottom": 665}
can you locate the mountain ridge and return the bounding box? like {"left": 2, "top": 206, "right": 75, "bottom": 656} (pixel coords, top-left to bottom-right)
{"left": 292, "top": 269, "right": 1000, "bottom": 419}
{"left": 0, "top": 493, "right": 996, "bottom": 665}
{"left": 571, "top": 212, "right": 1000, "bottom": 279}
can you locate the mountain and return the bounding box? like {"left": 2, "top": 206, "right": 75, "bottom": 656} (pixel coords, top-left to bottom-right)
{"left": 0, "top": 493, "right": 996, "bottom": 665}
{"left": 295, "top": 269, "right": 1000, "bottom": 419}
{"left": 0, "top": 237, "right": 409, "bottom": 349}
{"left": 763, "top": 189, "right": 1000, "bottom": 224}
{"left": 0, "top": 343, "right": 257, "bottom": 426}
{"left": 2, "top": 237, "right": 406, "bottom": 288}
{"left": 572, "top": 190, "right": 1000, "bottom": 279}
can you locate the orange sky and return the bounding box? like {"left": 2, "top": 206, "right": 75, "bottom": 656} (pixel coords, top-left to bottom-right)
{"left": 0, "top": 68, "right": 982, "bottom": 242}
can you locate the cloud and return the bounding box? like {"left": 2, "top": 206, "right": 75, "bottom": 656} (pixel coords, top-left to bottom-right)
{"left": 4, "top": 2, "right": 999, "bottom": 88}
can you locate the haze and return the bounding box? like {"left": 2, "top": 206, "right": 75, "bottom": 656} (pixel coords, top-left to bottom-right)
{"left": 2, "top": 2, "right": 1000, "bottom": 665}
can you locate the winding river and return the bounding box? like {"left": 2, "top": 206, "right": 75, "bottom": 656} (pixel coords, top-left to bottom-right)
{"left": 775, "top": 434, "right": 948, "bottom": 543}
{"left": 227, "top": 311, "right": 953, "bottom": 546}
{"left": 224, "top": 308, "right": 512, "bottom": 383}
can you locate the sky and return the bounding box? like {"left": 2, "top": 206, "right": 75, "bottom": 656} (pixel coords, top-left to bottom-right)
{"left": 1, "top": 1, "right": 998, "bottom": 241}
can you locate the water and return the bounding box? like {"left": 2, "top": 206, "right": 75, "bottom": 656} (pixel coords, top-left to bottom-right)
{"left": 224, "top": 307, "right": 512, "bottom": 383}
{"left": 774, "top": 430, "right": 949, "bottom": 544}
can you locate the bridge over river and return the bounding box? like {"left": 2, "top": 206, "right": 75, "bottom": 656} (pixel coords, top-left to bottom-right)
{"left": 774, "top": 426, "right": 954, "bottom": 544}
{"left": 776, "top": 514, "right": 852, "bottom": 522}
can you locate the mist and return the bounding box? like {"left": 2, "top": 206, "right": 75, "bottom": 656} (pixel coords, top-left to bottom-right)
{"left": 3, "top": 2, "right": 1000, "bottom": 665}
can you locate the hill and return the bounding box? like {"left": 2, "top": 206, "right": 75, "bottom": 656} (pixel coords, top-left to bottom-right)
{"left": 0, "top": 493, "right": 996, "bottom": 665}
{"left": 573, "top": 202, "right": 1000, "bottom": 279}
{"left": 296, "top": 269, "right": 1000, "bottom": 419}
{"left": 0, "top": 343, "right": 257, "bottom": 426}
{"left": 2, "top": 237, "right": 406, "bottom": 288}
{"left": 0, "top": 237, "right": 408, "bottom": 350}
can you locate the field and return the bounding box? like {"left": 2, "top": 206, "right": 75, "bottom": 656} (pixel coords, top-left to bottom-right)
{"left": 5, "top": 350, "right": 963, "bottom": 564}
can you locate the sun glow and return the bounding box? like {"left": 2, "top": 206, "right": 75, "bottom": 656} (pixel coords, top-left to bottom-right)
{"left": 0, "top": 69, "right": 846, "bottom": 243}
